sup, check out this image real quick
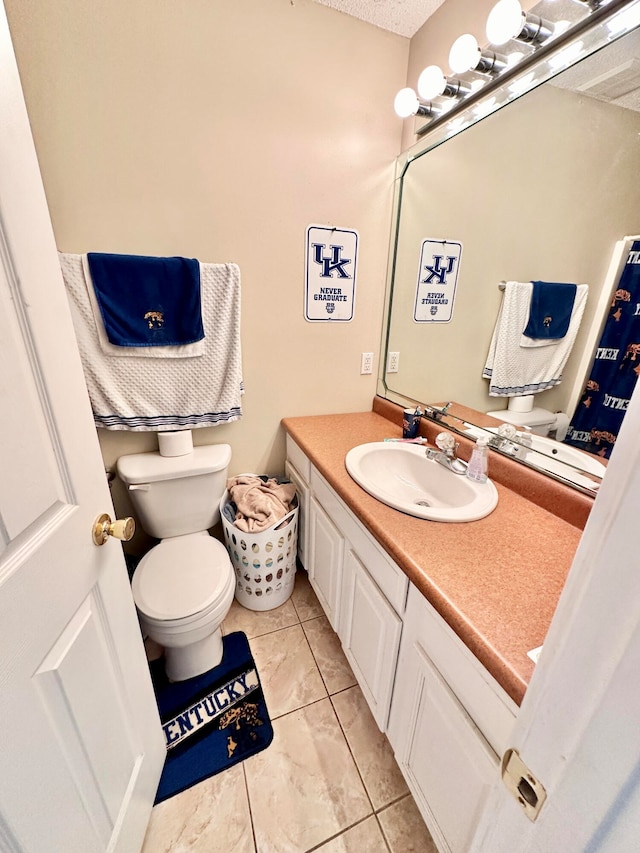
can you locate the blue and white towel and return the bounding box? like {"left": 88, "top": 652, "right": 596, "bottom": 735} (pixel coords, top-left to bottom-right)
{"left": 522, "top": 281, "right": 577, "bottom": 342}
{"left": 81, "top": 255, "right": 206, "bottom": 359}
{"left": 86, "top": 252, "right": 204, "bottom": 347}
{"left": 483, "top": 280, "right": 588, "bottom": 397}
{"left": 60, "top": 252, "right": 243, "bottom": 430}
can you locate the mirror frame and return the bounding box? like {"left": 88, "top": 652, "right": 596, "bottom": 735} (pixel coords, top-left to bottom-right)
{"left": 378, "top": 0, "right": 640, "bottom": 497}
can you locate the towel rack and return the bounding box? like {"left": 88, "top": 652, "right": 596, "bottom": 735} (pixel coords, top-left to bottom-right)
{"left": 499, "top": 281, "right": 506, "bottom": 290}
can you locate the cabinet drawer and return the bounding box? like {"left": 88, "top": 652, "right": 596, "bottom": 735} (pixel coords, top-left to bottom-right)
{"left": 286, "top": 435, "right": 311, "bottom": 483}
{"left": 311, "top": 467, "right": 408, "bottom": 615}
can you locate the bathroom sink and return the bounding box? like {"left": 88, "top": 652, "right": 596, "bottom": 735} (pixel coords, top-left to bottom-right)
{"left": 345, "top": 442, "right": 498, "bottom": 522}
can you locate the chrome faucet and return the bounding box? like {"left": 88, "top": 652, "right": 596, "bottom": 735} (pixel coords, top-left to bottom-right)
{"left": 425, "top": 431, "right": 467, "bottom": 475}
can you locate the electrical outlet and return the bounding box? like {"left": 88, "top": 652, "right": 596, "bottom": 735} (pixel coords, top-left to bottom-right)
{"left": 361, "top": 352, "right": 374, "bottom": 375}
{"left": 387, "top": 351, "right": 399, "bottom": 373}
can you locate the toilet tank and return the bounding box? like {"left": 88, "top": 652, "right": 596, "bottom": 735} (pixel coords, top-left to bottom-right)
{"left": 117, "top": 444, "right": 231, "bottom": 539}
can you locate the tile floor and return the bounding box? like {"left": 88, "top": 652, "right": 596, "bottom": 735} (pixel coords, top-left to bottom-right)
{"left": 141, "top": 570, "right": 438, "bottom": 853}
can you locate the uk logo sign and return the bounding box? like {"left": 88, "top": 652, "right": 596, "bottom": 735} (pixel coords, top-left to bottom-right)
{"left": 414, "top": 239, "right": 462, "bottom": 323}
{"left": 305, "top": 225, "right": 358, "bottom": 322}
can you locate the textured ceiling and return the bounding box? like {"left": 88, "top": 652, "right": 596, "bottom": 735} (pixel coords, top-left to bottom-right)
{"left": 310, "top": 0, "right": 447, "bottom": 38}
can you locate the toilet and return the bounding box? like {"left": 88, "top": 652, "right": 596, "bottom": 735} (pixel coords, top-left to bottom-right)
{"left": 117, "top": 440, "right": 235, "bottom": 682}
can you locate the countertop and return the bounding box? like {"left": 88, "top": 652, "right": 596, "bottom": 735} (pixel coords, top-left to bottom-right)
{"left": 282, "top": 399, "right": 586, "bottom": 706}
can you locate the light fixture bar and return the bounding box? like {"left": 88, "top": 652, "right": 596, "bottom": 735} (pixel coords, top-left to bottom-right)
{"left": 414, "top": 0, "right": 635, "bottom": 137}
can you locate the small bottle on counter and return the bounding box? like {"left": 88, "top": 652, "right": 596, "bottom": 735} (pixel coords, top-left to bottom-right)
{"left": 466, "top": 436, "right": 489, "bottom": 484}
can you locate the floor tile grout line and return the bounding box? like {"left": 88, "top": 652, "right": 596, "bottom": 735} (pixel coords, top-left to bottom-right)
{"left": 241, "top": 762, "right": 258, "bottom": 853}
{"left": 328, "top": 691, "right": 377, "bottom": 817}
{"left": 302, "top": 814, "right": 378, "bottom": 853}
{"left": 244, "top": 693, "right": 376, "bottom": 853}
{"left": 300, "top": 617, "right": 335, "bottom": 699}
{"left": 375, "top": 811, "right": 394, "bottom": 853}
{"left": 231, "top": 576, "right": 411, "bottom": 851}
{"left": 268, "top": 690, "right": 331, "bottom": 723}
{"left": 375, "top": 791, "right": 414, "bottom": 816}
{"left": 298, "top": 615, "right": 330, "bottom": 702}
{"left": 247, "top": 620, "right": 328, "bottom": 720}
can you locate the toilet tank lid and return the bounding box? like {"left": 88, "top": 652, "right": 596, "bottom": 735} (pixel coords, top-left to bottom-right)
{"left": 117, "top": 443, "right": 231, "bottom": 484}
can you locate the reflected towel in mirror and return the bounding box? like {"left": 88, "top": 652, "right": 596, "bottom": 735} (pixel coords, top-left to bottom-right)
{"left": 482, "top": 281, "right": 588, "bottom": 396}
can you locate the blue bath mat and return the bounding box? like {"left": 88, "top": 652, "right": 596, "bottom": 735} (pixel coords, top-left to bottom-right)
{"left": 150, "top": 631, "right": 273, "bottom": 804}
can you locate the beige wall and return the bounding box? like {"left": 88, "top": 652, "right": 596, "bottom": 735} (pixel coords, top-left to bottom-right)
{"left": 4, "top": 0, "right": 408, "bottom": 492}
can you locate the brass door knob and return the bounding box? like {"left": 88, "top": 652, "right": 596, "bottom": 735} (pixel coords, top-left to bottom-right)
{"left": 93, "top": 513, "right": 135, "bottom": 546}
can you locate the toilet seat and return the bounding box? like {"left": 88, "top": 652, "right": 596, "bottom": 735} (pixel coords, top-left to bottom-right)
{"left": 132, "top": 533, "right": 233, "bottom": 623}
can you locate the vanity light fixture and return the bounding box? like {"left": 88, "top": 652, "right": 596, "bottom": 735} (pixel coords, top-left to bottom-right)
{"left": 393, "top": 0, "right": 636, "bottom": 126}
{"left": 393, "top": 87, "right": 441, "bottom": 118}
{"left": 417, "top": 65, "right": 473, "bottom": 100}
{"left": 486, "top": 0, "right": 554, "bottom": 47}
{"left": 449, "top": 33, "right": 508, "bottom": 75}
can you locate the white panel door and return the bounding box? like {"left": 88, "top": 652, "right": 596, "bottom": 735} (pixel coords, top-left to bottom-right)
{"left": 308, "top": 497, "right": 344, "bottom": 631}
{"left": 399, "top": 643, "right": 498, "bottom": 853}
{"left": 0, "top": 6, "right": 164, "bottom": 852}
{"left": 339, "top": 549, "right": 402, "bottom": 731}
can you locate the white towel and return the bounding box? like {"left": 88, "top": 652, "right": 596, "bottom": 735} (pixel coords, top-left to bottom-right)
{"left": 80, "top": 254, "right": 205, "bottom": 358}
{"left": 60, "top": 252, "right": 243, "bottom": 430}
{"left": 482, "top": 280, "right": 588, "bottom": 397}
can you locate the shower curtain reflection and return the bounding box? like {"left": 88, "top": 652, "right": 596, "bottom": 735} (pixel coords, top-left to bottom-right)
{"left": 565, "top": 239, "right": 640, "bottom": 460}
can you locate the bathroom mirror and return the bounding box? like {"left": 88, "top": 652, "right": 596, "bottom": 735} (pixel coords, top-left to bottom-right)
{"left": 379, "top": 1, "right": 640, "bottom": 495}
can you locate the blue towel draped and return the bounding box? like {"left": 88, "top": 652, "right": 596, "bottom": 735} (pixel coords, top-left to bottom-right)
{"left": 523, "top": 281, "right": 577, "bottom": 340}
{"left": 87, "top": 253, "right": 204, "bottom": 347}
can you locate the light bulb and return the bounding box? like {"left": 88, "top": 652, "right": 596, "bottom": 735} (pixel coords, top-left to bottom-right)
{"left": 449, "top": 34, "right": 482, "bottom": 74}
{"left": 486, "top": 0, "right": 525, "bottom": 46}
{"left": 394, "top": 87, "right": 420, "bottom": 118}
{"left": 417, "top": 65, "right": 447, "bottom": 100}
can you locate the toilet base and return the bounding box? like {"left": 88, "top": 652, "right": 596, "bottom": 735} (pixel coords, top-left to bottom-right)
{"left": 164, "top": 627, "right": 224, "bottom": 682}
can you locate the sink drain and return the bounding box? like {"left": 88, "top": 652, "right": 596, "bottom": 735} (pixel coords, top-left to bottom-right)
{"left": 415, "top": 499, "right": 432, "bottom": 507}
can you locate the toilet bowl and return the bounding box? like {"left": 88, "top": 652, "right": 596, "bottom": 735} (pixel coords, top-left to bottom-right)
{"left": 117, "top": 440, "right": 235, "bottom": 681}
{"left": 132, "top": 532, "right": 235, "bottom": 681}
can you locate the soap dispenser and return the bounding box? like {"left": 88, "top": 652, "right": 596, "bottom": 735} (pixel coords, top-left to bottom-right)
{"left": 466, "top": 436, "right": 489, "bottom": 484}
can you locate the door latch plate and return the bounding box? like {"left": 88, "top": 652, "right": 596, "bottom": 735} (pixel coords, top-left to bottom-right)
{"left": 501, "top": 748, "right": 547, "bottom": 821}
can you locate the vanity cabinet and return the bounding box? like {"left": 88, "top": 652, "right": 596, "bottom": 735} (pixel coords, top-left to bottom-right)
{"left": 284, "top": 434, "right": 517, "bottom": 852}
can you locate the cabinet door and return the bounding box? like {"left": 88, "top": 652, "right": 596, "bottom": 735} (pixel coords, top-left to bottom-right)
{"left": 396, "top": 642, "right": 498, "bottom": 853}
{"left": 308, "top": 496, "right": 344, "bottom": 631}
{"left": 339, "top": 549, "right": 402, "bottom": 732}
{"left": 285, "top": 460, "right": 309, "bottom": 569}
